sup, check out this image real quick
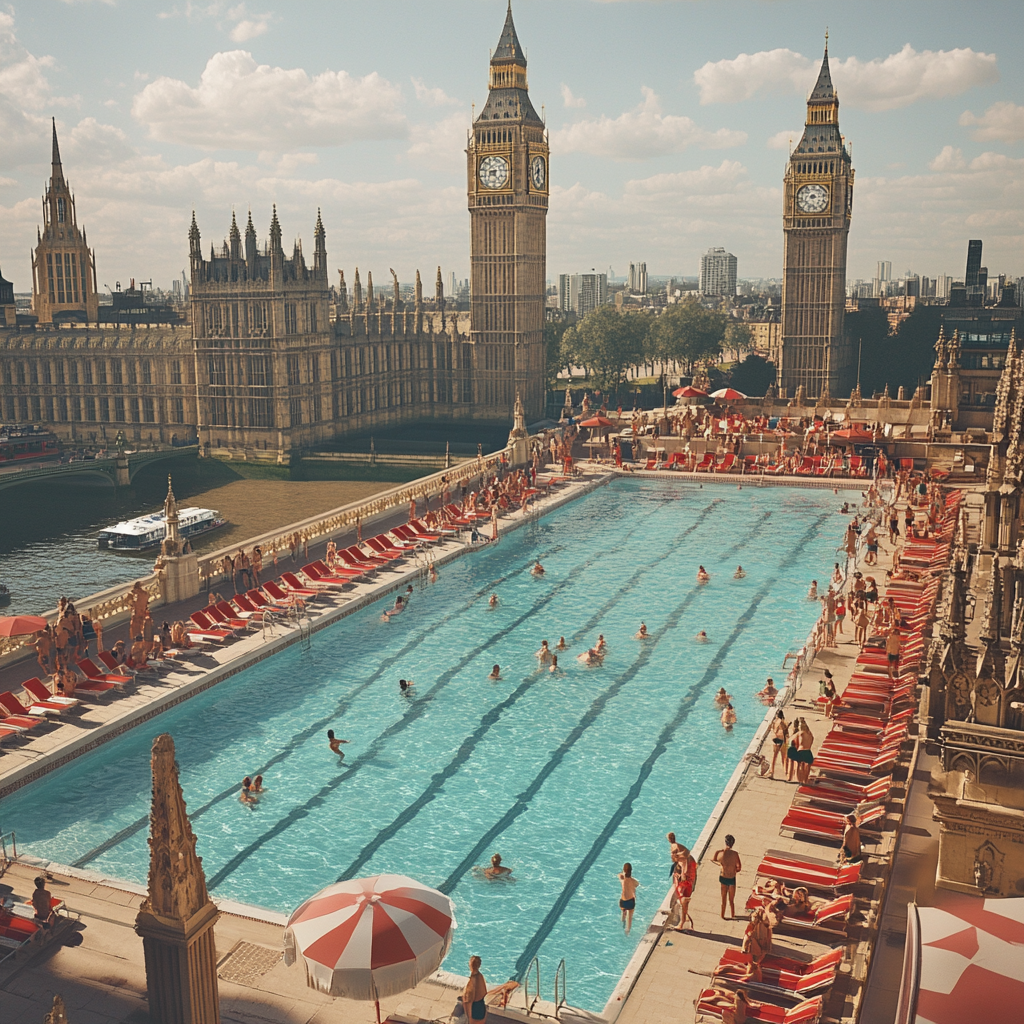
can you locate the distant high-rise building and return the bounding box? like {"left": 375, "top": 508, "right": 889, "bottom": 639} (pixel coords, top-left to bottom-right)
{"left": 876, "top": 260, "right": 892, "bottom": 283}
{"left": 935, "top": 274, "right": 952, "bottom": 300}
{"left": 575, "top": 273, "right": 607, "bottom": 317}
{"left": 626, "top": 261, "right": 647, "bottom": 295}
{"left": 558, "top": 273, "right": 572, "bottom": 313}
{"left": 699, "top": 247, "right": 738, "bottom": 296}
{"left": 965, "top": 240, "right": 985, "bottom": 304}
{"left": 447, "top": 271, "right": 456, "bottom": 299}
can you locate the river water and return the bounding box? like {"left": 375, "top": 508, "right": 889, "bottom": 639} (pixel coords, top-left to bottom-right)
{"left": 0, "top": 460, "right": 392, "bottom": 616}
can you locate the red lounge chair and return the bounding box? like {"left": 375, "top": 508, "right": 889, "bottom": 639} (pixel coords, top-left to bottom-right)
{"left": 411, "top": 517, "right": 458, "bottom": 537}
{"left": 373, "top": 534, "right": 417, "bottom": 554}
{"left": 203, "top": 604, "right": 249, "bottom": 631}
{"left": 302, "top": 564, "right": 359, "bottom": 588}
{"left": 848, "top": 455, "right": 867, "bottom": 477}
{"left": 214, "top": 600, "right": 254, "bottom": 626}
{"left": 0, "top": 691, "right": 65, "bottom": 719}
{"left": 358, "top": 541, "right": 403, "bottom": 563}
{"left": 755, "top": 849, "right": 862, "bottom": 893}
{"left": 0, "top": 911, "right": 42, "bottom": 959}
{"left": 695, "top": 988, "right": 823, "bottom": 1024}
{"left": 794, "top": 775, "right": 892, "bottom": 811}
{"left": 694, "top": 453, "right": 715, "bottom": 472}
{"left": 78, "top": 658, "right": 133, "bottom": 686}
{"left": 713, "top": 947, "right": 843, "bottom": 997}
{"left": 794, "top": 456, "right": 815, "bottom": 475}
{"left": 715, "top": 453, "right": 737, "bottom": 473}
{"left": 22, "top": 678, "right": 81, "bottom": 710}
{"left": 780, "top": 803, "right": 884, "bottom": 841}
{"left": 0, "top": 707, "right": 45, "bottom": 732}
{"left": 264, "top": 580, "right": 316, "bottom": 603}
{"left": 245, "top": 588, "right": 291, "bottom": 614}
{"left": 335, "top": 549, "right": 382, "bottom": 572}
{"left": 188, "top": 611, "right": 236, "bottom": 638}
{"left": 744, "top": 893, "right": 855, "bottom": 939}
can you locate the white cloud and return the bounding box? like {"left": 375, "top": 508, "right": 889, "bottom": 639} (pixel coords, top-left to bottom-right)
{"left": 406, "top": 112, "right": 467, "bottom": 172}
{"left": 695, "top": 44, "right": 998, "bottom": 112}
{"left": 929, "top": 145, "right": 965, "bottom": 172}
{"left": 960, "top": 101, "right": 1024, "bottom": 143}
{"left": 131, "top": 51, "right": 407, "bottom": 150}
{"left": 230, "top": 18, "right": 268, "bottom": 42}
{"left": 551, "top": 87, "right": 745, "bottom": 160}
{"left": 766, "top": 129, "right": 799, "bottom": 151}
{"left": 411, "top": 78, "right": 459, "bottom": 108}
{"left": 560, "top": 83, "right": 586, "bottom": 109}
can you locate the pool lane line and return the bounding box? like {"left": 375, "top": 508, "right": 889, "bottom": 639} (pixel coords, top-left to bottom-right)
{"left": 508, "top": 511, "right": 832, "bottom": 980}
{"left": 433, "top": 506, "right": 776, "bottom": 897}
{"left": 333, "top": 500, "right": 729, "bottom": 882}
{"left": 69, "top": 537, "right": 574, "bottom": 870}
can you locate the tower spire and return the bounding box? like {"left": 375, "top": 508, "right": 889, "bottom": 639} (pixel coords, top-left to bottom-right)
{"left": 809, "top": 40, "right": 835, "bottom": 102}
{"left": 51, "top": 118, "right": 64, "bottom": 184}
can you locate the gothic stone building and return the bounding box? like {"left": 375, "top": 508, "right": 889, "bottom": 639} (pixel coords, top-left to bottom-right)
{"left": 0, "top": 6, "right": 548, "bottom": 454}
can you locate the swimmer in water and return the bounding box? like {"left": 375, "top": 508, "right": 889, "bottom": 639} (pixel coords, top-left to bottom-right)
{"left": 722, "top": 703, "right": 737, "bottom": 729}
{"left": 488, "top": 664, "right": 501, "bottom": 681}
{"left": 634, "top": 622, "right": 649, "bottom": 640}
{"left": 240, "top": 777, "right": 257, "bottom": 804}
{"left": 488, "top": 593, "right": 499, "bottom": 608}
{"left": 250, "top": 774, "right": 264, "bottom": 794}
{"left": 807, "top": 580, "right": 818, "bottom": 601}
{"left": 327, "top": 729, "right": 350, "bottom": 759}
{"left": 694, "top": 630, "right": 709, "bottom": 643}
{"left": 549, "top": 655, "right": 561, "bottom": 674}
{"left": 756, "top": 678, "right": 778, "bottom": 704}
{"left": 428, "top": 564, "right": 438, "bottom": 583}
{"left": 734, "top": 566, "right": 747, "bottom": 579}
{"left": 697, "top": 566, "right": 710, "bottom": 583}
{"left": 399, "top": 678, "right": 414, "bottom": 693}
{"left": 555, "top": 637, "right": 568, "bottom": 651}
{"left": 531, "top": 561, "right": 545, "bottom": 577}
{"left": 483, "top": 853, "right": 514, "bottom": 881}
{"left": 714, "top": 687, "right": 733, "bottom": 707}
{"left": 382, "top": 595, "right": 405, "bottom": 621}
{"left": 536, "top": 640, "right": 552, "bottom": 664}
{"left": 577, "top": 647, "right": 601, "bottom": 666}
{"left": 596, "top": 634, "right": 607, "bottom": 654}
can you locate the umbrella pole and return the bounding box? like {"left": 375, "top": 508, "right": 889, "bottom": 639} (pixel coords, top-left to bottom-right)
{"left": 375, "top": 999, "right": 382, "bottom": 1024}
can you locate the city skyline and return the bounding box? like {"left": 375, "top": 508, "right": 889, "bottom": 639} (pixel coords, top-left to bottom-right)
{"left": 0, "top": 0, "right": 1021, "bottom": 291}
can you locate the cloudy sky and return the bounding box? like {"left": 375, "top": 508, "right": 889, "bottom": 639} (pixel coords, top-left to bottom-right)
{"left": 0, "top": 0, "right": 1021, "bottom": 292}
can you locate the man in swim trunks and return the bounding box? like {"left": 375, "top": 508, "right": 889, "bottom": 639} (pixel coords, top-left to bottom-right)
{"left": 757, "top": 678, "right": 778, "bottom": 705}
{"left": 536, "top": 640, "right": 552, "bottom": 664}
{"left": 712, "top": 834, "right": 742, "bottom": 919}
{"left": 768, "top": 710, "right": 787, "bottom": 778}
{"left": 31, "top": 876, "right": 56, "bottom": 927}
{"left": 841, "top": 815, "right": 862, "bottom": 863}
{"left": 327, "top": 730, "right": 349, "bottom": 759}
{"left": 618, "top": 863, "right": 640, "bottom": 934}
{"left": 462, "top": 957, "right": 489, "bottom": 1023}
{"left": 721, "top": 703, "right": 737, "bottom": 729}
{"left": 886, "top": 627, "right": 901, "bottom": 679}
{"left": 484, "top": 854, "right": 513, "bottom": 880}
{"left": 714, "top": 687, "right": 733, "bottom": 707}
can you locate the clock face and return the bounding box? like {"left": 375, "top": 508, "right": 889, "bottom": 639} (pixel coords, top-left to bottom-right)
{"left": 796, "top": 183, "right": 830, "bottom": 214}
{"left": 530, "top": 155, "right": 546, "bottom": 190}
{"left": 479, "top": 155, "right": 510, "bottom": 190}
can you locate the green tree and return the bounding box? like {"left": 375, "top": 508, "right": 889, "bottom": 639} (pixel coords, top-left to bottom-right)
{"left": 544, "top": 317, "right": 570, "bottom": 385}
{"left": 729, "top": 354, "right": 777, "bottom": 397}
{"left": 563, "top": 306, "right": 650, "bottom": 393}
{"left": 652, "top": 298, "right": 726, "bottom": 373}
{"left": 724, "top": 321, "right": 752, "bottom": 363}
{"left": 845, "top": 304, "right": 940, "bottom": 397}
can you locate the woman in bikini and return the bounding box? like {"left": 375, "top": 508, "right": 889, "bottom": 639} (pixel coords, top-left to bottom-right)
{"left": 769, "top": 710, "right": 787, "bottom": 778}
{"left": 669, "top": 848, "right": 697, "bottom": 932}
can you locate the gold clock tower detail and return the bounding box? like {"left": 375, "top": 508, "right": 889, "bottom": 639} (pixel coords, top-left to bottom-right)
{"left": 468, "top": 2, "right": 548, "bottom": 420}
{"left": 779, "top": 43, "right": 854, "bottom": 397}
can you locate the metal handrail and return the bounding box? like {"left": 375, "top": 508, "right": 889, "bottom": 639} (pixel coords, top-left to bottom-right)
{"left": 521, "top": 956, "right": 540, "bottom": 1015}
{"left": 0, "top": 830, "right": 17, "bottom": 866}
{"left": 552, "top": 958, "right": 567, "bottom": 1019}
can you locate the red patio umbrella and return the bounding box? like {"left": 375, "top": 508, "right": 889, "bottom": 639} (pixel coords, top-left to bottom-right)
{"left": 0, "top": 615, "right": 48, "bottom": 637}
{"left": 283, "top": 874, "right": 456, "bottom": 1022}
{"left": 709, "top": 387, "right": 747, "bottom": 401}
{"left": 579, "top": 415, "right": 614, "bottom": 427}
{"left": 673, "top": 385, "right": 708, "bottom": 398}
{"left": 830, "top": 424, "right": 874, "bottom": 444}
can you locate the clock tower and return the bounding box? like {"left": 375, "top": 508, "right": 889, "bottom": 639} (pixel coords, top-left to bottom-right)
{"left": 468, "top": 2, "right": 549, "bottom": 420}
{"left": 779, "top": 43, "right": 855, "bottom": 398}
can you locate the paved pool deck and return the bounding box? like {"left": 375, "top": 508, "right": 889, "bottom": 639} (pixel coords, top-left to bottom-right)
{"left": 0, "top": 477, "right": 930, "bottom": 1023}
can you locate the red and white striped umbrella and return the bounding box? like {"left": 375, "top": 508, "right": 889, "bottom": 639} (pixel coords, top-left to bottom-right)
{"left": 283, "top": 874, "right": 457, "bottom": 1001}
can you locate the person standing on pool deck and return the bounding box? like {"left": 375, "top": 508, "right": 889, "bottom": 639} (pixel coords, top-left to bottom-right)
{"left": 768, "top": 710, "right": 787, "bottom": 778}
{"left": 327, "top": 730, "right": 350, "bottom": 759}
{"left": 713, "top": 834, "right": 742, "bottom": 919}
{"left": 618, "top": 863, "right": 640, "bottom": 934}
{"left": 463, "top": 957, "right": 488, "bottom": 1023}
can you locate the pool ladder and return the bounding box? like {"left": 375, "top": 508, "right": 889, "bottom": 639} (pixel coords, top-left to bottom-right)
{"left": 519, "top": 958, "right": 568, "bottom": 1020}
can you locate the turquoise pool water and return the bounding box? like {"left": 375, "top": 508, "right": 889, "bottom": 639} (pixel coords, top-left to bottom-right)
{"left": 0, "top": 480, "right": 852, "bottom": 1011}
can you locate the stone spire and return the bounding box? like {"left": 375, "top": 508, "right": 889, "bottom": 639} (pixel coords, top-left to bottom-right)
{"left": 390, "top": 268, "right": 401, "bottom": 311}
{"left": 244, "top": 209, "right": 257, "bottom": 264}
{"left": 809, "top": 41, "right": 835, "bottom": 102}
{"left": 135, "top": 733, "right": 221, "bottom": 1024}
{"left": 508, "top": 390, "right": 530, "bottom": 466}
{"left": 313, "top": 208, "right": 326, "bottom": 275}
{"left": 161, "top": 475, "right": 182, "bottom": 558}
{"left": 228, "top": 211, "right": 241, "bottom": 260}
{"left": 337, "top": 269, "right": 348, "bottom": 313}
{"left": 353, "top": 267, "right": 363, "bottom": 312}
{"left": 269, "top": 204, "right": 283, "bottom": 256}
{"left": 366, "top": 270, "right": 375, "bottom": 312}
{"left": 189, "top": 211, "right": 201, "bottom": 261}
{"left": 414, "top": 269, "right": 423, "bottom": 310}
{"left": 933, "top": 325, "right": 948, "bottom": 369}
{"left": 51, "top": 118, "right": 64, "bottom": 186}
{"left": 494, "top": 1, "right": 525, "bottom": 64}
{"left": 946, "top": 329, "right": 961, "bottom": 369}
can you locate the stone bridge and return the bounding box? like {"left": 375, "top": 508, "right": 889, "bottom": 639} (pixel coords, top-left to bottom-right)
{"left": 0, "top": 445, "right": 199, "bottom": 493}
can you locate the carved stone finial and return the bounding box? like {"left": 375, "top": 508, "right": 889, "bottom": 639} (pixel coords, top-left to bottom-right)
{"left": 161, "top": 476, "right": 182, "bottom": 558}
{"left": 140, "top": 733, "right": 211, "bottom": 920}
{"left": 45, "top": 995, "right": 70, "bottom": 1024}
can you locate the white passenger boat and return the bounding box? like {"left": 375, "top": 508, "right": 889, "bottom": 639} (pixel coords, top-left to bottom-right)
{"left": 97, "top": 507, "right": 227, "bottom": 550}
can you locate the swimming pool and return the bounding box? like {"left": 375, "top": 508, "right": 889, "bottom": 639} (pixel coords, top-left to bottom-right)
{"left": 0, "top": 480, "right": 851, "bottom": 1010}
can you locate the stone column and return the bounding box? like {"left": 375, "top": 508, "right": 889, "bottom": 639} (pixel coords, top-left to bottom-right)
{"left": 135, "top": 734, "right": 220, "bottom": 1024}
{"left": 508, "top": 391, "right": 530, "bottom": 468}
{"left": 157, "top": 476, "right": 200, "bottom": 605}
